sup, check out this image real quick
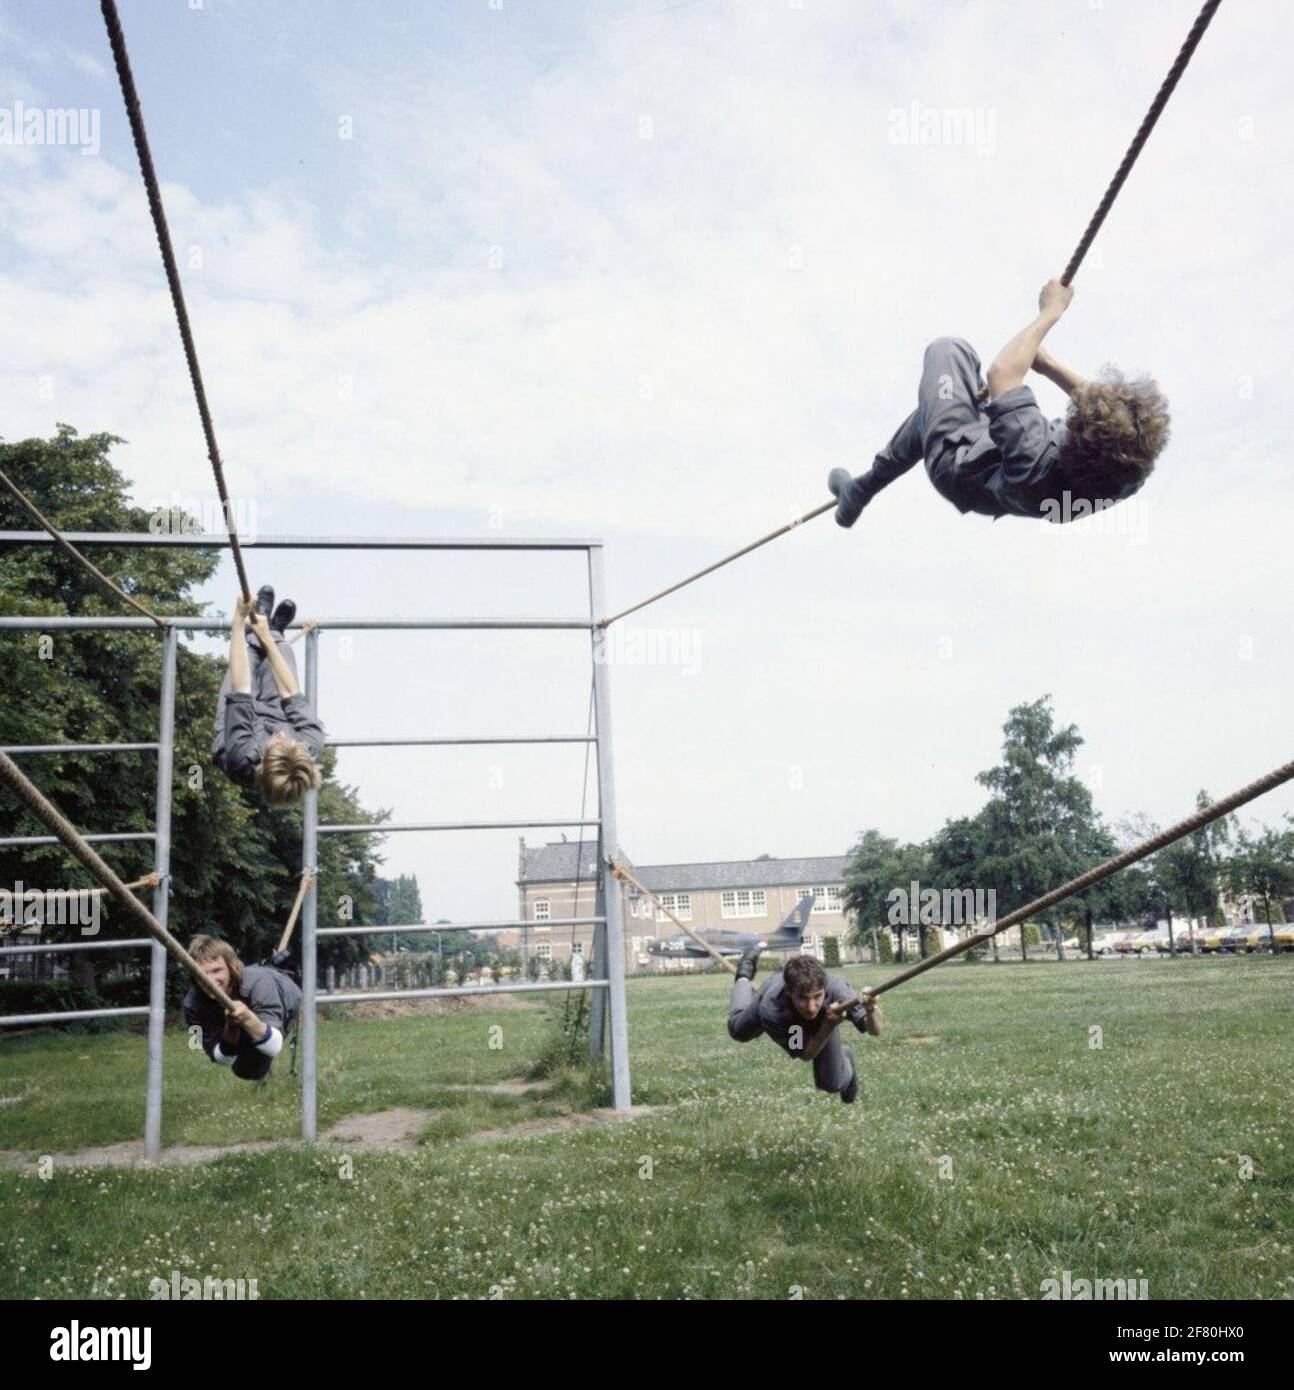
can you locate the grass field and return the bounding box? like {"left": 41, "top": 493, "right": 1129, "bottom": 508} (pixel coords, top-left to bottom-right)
{"left": 1, "top": 957, "right": 1290, "bottom": 1300}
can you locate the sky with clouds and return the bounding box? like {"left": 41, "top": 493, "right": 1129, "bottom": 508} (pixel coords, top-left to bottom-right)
{"left": 2, "top": 0, "right": 1291, "bottom": 922}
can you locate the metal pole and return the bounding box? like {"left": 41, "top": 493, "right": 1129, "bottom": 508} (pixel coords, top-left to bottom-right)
{"left": 301, "top": 627, "right": 319, "bottom": 1143}
{"left": 144, "top": 625, "right": 177, "bottom": 1160}
{"left": 588, "top": 549, "right": 631, "bottom": 1109}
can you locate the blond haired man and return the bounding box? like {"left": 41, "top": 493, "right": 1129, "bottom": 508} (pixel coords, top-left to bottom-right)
{"left": 183, "top": 936, "right": 302, "bottom": 1081}
{"left": 211, "top": 587, "right": 324, "bottom": 806}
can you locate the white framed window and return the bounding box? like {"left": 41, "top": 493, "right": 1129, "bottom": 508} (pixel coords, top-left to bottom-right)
{"left": 656, "top": 893, "right": 692, "bottom": 922}
{"left": 534, "top": 899, "right": 550, "bottom": 922}
{"left": 720, "top": 889, "right": 767, "bottom": 920}
{"left": 798, "top": 885, "right": 844, "bottom": 914}
{"left": 535, "top": 941, "right": 552, "bottom": 962}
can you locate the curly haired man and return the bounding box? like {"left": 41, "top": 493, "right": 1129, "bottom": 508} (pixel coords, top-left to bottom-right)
{"left": 828, "top": 280, "right": 1169, "bottom": 526}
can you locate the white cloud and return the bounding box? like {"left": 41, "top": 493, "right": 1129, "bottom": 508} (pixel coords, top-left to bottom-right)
{"left": 3, "top": 0, "right": 1292, "bottom": 912}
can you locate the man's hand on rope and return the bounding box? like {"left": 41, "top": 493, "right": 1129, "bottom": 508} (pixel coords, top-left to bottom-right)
{"left": 1038, "top": 278, "right": 1074, "bottom": 321}
{"left": 226, "top": 1001, "right": 264, "bottom": 1038}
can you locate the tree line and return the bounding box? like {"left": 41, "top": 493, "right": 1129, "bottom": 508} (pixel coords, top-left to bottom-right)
{"left": 842, "top": 695, "right": 1294, "bottom": 960}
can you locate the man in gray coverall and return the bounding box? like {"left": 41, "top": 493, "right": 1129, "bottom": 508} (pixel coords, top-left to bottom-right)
{"left": 728, "top": 951, "right": 880, "bottom": 1104}
{"left": 184, "top": 935, "right": 302, "bottom": 1082}
{"left": 828, "top": 279, "right": 1169, "bottom": 526}
{"left": 212, "top": 591, "right": 324, "bottom": 806}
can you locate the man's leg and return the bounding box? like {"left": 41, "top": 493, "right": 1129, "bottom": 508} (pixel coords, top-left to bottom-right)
{"left": 250, "top": 634, "right": 299, "bottom": 703}
{"left": 811, "top": 1026, "right": 857, "bottom": 1101}
{"left": 913, "top": 337, "right": 986, "bottom": 472}
{"left": 211, "top": 669, "right": 232, "bottom": 763}
{"left": 231, "top": 1043, "right": 274, "bottom": 1082}
{"left": 830, "top": 338, "right": 984, "bottom": 526}
{"left": 727, "top": 976, "right": 764, "bottom": 1042}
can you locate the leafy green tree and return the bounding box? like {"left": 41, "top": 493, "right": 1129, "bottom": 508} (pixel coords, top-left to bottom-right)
{"left": 928, "top": 813, "right": 995, "bottom": 961}
{"left": 841, "top": 830, "right": 931, "bottom": 960}
{"left": 1229, "top": 823, "right": 1294, "bottom": 949}
{"left": 1157, "top": 792, "right": 1235, "bottom": 951}
{"left": 974, "top": 696, "right": 1106, "bottom": 956}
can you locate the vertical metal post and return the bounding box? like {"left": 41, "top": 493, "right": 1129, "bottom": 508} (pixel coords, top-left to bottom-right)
{"left": 301, "top": 627, "right": 319, "bottom": 1142}
{"left": 588, "top": 548, "right": 631, "bottom": 1109}
{"left": 586, "top": 558, "right": 607, "bottom": 1064}
{"left": 144, "top": 625, "right": 177, "bottom": 1160}
{"left": 589, "top": 879, "right": 608, "bottom": 1064}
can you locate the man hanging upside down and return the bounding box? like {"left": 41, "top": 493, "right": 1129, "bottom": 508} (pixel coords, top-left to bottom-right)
{"left": 183, "top": 936, "right": 302, "bottom": 1082}
{"left": 827, "top": 280, "right": 1170, "bottom": 527}
{"left": 212, "top": 586, "right": 324, "bottom": 806}
{"left": 727, "top": 950, "right": 881, "bottom": 1104}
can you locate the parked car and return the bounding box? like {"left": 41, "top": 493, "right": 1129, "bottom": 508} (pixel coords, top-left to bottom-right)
{"left": 1219, "top": 925, "right": 1256, "bottom": 953}
{"left": 1197, "top": 923, "right": 1232, "bottom": 952}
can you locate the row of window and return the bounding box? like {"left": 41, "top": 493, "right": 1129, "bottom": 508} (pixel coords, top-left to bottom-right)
{"left": 531, "top": 885, "right": 844, "bottom": 922}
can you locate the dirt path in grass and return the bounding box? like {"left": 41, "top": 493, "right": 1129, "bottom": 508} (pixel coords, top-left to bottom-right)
{"left": 0, "top": 1080, "right": 663, "bottom": 1170}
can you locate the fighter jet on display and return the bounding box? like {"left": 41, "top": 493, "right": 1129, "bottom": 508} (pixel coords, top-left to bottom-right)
{"left": 646, "top": 894, "right": 817, "bottom": 963}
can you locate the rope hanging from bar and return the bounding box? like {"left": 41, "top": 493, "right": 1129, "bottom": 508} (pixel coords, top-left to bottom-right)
{"left": 600, "top": 0, "right": 1224, "bottom": 630}
{"left": 99, "top": 0, "right": 253, "bottom": 605}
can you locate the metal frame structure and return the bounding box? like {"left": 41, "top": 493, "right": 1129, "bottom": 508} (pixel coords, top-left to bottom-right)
{"left": 0, "top": 532, "right": 631, "bottom": 1157}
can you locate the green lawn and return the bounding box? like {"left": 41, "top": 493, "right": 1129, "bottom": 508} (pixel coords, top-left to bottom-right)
{"left": 1, "top": 958, "right": 1290, "bottom": 1300}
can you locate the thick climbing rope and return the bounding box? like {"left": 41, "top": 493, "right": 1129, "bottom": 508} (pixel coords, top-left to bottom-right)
{"left": 275, "top": 868, "right": 314, "bottom": 957}
{"left": 0, "top": 467, "right": 167, "bottom": 628}
{"left": 792, "top": 751, "right": 1294, "bottom": 1060}
{"left": 0, "top": 750, "right": 235, "bottom": 1009}
{"left": 99, "top": 0, "right": 253, "bottom": 605}
{"left": 611, "top": 859, "right": 737, "bottom": 974}
{"left": 1061, "top": 0, "right": 1223, "bottom": 285}
{"left": 0, "top": 873, "right": 158, "bottom": 919}
{"left": 600, "top": 498, "right": 835, "bottom": 628}
{"left": 600, "top": 0, "right": 1224, "bottom": 629}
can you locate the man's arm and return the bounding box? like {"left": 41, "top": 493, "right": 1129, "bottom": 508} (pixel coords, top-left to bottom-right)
{"left": 1031, "top": 346, "right": 1086, "bottom": 399}
{"left": 228, "top": 596, "right": 255, "bottom": 694}
{"left": 986, "top": 279, "right": 1074, "bottom": 399}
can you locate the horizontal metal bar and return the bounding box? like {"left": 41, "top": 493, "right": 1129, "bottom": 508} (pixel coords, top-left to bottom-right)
{"left": 0, "top": 1005, "right": 150, "bottom": 1027}
{"left": 327, "top": 736, "right": 596, "bottom": 748}
{"left": 316, "top": 979, "right": 608, "bottom": 1006}
{"left": 0, "top": 743, "right": 159, "bottom": 756}
{"left": 0, "top": 531, "right": 602, "bottom": 551}
{"left": 318, "top": 818, "right": 600, "bottom": 836}
{"left": 0, "top": 616, "right": 593, "bottom": 632}
{"left": 0, "top": 832, "right": 155, "bottom": 849}
{"left": 318, "top": 917, "right": 605, "bottom": 938}
{"left": 0, "top": 937, "right": 153, "bottom": 957}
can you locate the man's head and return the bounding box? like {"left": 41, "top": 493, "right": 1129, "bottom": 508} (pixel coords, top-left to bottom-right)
{"left": 783, "top": 954, "right": 829, "bottom": 1021}
{"left": 256, "top": 731, "right": 322, "bottom": 807}
{"left": 1057, "top": 367, "right": 1170, "bottom": 505}
{"left": 188, "top": 935, "right": 243, "bottom": 994}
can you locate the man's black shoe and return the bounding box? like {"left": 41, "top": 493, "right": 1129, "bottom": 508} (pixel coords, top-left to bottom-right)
{"left": 735, "top": 947, "right": 762, "bottom": 982}
{"left": 254, "top": 585, "right": 275, "bottom": 618}
{"left": 270, "top": 599, "right": 296, "bottom": 634}
{"left": 840, "top": 1046, "right": 859, "bottom": 1104}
